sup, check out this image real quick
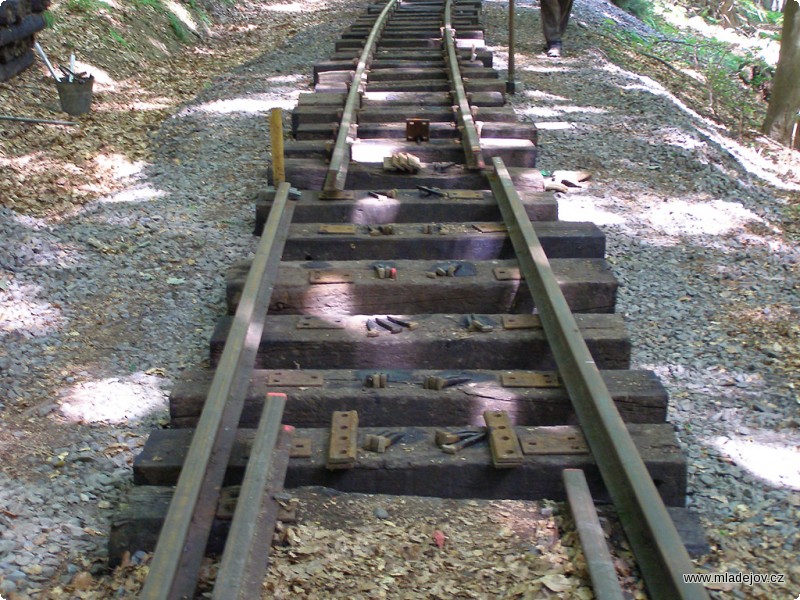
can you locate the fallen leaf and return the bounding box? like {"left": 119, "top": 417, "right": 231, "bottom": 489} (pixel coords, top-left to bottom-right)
{"left": 541, "top": 573, "right": 572, "bottom": 592}
{"left": 433, "top": 529, "right": 446, "bottom": 548}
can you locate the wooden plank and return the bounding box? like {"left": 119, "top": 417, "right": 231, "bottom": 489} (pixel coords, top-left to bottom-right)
{"left": 109, "top": 486, "right": 708, "bottom": 569}
{"left": 295, "top": 119, "right": 533, "bottom": 141}
{"left": 354, "top": 121, "right": 535, "bottom": 139}
{"left": 132, "top": 424, "right": 686, "bottom": 507}
{"left": 362, "top": 78, "right": 506, "bottom": 94}
{"left": 278, "top": 158, "right": 542, "bottom": 192}
{"left": 254, "top": 189, "right": 557, "bottom": 229}
{"left": 208, "top": 313, "right": 631, "bottom": 370}
{"left": 364, "top": 66, "right": 496, "bottom": 81}
{"left": 291, "top": 106, "right": 516, "bottom": 133}
{"left": 277, "top": 221, "right": 604, "bottom": 261}
{"left": 168, "top": 368, "right": 668, "bottom": 429}
{"left": 226, "top": 258, "right": 617, "bottom": 315}
{"left": 284, "top": 138, "right": 536, "bottom": 168}
{"left": 332, "top": 48, "right": 494, "bottom": 67}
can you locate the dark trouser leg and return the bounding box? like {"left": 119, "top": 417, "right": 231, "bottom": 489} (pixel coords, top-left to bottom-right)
{"left": 541, "top": 0, "right": 575, "bottom": 43}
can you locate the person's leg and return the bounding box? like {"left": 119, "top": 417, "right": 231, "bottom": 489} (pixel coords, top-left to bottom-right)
{"left": 540, "top": 0, "right": 562, "bottom": 45}
{"left": 556, "top": 0, "right": 575, "bottom": 38}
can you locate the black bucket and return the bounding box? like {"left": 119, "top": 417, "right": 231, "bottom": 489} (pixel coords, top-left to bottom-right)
{"left": 55, "top": 76, "right": 94, "bottom": 116}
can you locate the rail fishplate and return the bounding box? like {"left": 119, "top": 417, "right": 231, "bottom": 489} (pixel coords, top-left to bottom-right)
{"left": 484, "top": 410, "right": 524, "bottom": 468}
{"left": 327, "top": 410, "right": 359, "bottom": 470}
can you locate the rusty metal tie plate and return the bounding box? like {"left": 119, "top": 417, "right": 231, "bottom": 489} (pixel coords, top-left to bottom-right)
{"left": 319, "top": 190, "right": 356, "bottom": 201}
{"left": 502, "top": 314, "right": 542, "bottom": 329}
{"left": 483, "top": 410, "right": 523, "bottom": 468}
{"left": 309, "top": 270, "right": 355, "bottom": 284}
{"left": 318, "top": 224, "right": 358, "bottom": 234}
{"left": 447, "top": 190, "right": 483, "bottom": 200}
{"left": 493, "top": 266, "right": 522, "bottom": 281}
{"left": 521, "top": 426, "right": 590, "bottom": 455}
{"left": 472, "top": 223, "right": 507, "bottom": 233}
{"left": 290, "top": 437, "right": 312, "bottom": 458}
{"left": 327, "top": 410, "right": 359, "bottom": 469}
{"left": 406, "top": 118, "right": 430, "bottom": 141}
{"left": 501, "top": 371, "right": 561, "bottom": 388}
{"left": 267, "top": 371, "right": 325, "bottom": 387}
{"left": 296, "top": 316, "right": 346, "bottom": 329}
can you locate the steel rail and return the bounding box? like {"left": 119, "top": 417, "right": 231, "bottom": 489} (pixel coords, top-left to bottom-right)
{"left": 443, "top": 0, "right": 485, "bottom": 170}
{"left": 488, "top": 156, "right": 708, "bottom": 600}
{"left": 139, "top": 182, "right": 296, "bottom": 600}
{"left": 323, "top": 0, "right": 399, "bottom": 194}
{"left": 563, "top": 469, "right": 624, "bottom": 600}
{"left": 213, "top": 393, "right": 290, "bottom": 600}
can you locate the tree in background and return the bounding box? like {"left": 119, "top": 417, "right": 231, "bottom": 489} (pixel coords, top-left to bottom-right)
{"left": 763, "top": 0, "right": 800, "bottom": 147}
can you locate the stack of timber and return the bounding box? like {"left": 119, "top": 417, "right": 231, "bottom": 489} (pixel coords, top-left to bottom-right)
{"left": 0, "top": 0, "right": 50, "bottom": 81}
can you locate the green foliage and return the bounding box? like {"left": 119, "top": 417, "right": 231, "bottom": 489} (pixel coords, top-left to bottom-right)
{"left": 610, "top": 0, "right": 653, "bottom": 21}
{"left": 132, "top": 0, "right": 164, "bottom": 10}
{"left": 167, "top": 12, "right": 191, "bottom": 42}
{"left": 600, "top": 18, "right": 772, "bottom": 137}
{"left": 108, "top": 27, "right": 130, "bottom": 47}
{"left": 42, "top": 10, "right": 55, "bottom": 26}
{"left": 65, "top": 0, "right": 111, "bottom": 13}
{"left": 737, "top": 0, "right": 784, "bottom": 25}
{"left": 187, "top": 0, "right": 211, "bottom": 25}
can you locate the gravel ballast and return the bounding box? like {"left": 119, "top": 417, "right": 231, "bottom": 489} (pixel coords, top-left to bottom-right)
{"left": 1, "top": 0, "right": 799, "bottom": 597}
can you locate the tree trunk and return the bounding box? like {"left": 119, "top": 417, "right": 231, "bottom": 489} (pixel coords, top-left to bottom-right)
{"left": 763, "top": 0, "right": 800, "bottom": 147}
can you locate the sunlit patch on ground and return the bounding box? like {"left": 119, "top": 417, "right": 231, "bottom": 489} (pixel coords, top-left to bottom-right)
{"left": 100, "top": 183, "right": 167, "bottom": 204}
{"left": 643, "top": 198, "right": 769, "bottom": 236}
{"left": 184, "top": 96, "right": 297, "bottom": 115}
{"left": 0, "top": 285, "right": 65, "bottom": 336}
{"left": 94, "top": 153, "right": 147, "bottom": 181}
{"left": 712, "top": 435, "right": 800, "bottom": 490}
{"left": 58, "top": 373, "right": 169, "bottom": 424}
{"left": 556, "top": 195, "right": 626, "bottom": 225}
{"left": 265, "top": 3, "right": 306, "bottom": 12}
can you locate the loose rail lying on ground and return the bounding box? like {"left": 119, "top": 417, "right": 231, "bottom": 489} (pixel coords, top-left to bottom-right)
{"left": 128, "top": 1, "right": 710, "bottom": 598}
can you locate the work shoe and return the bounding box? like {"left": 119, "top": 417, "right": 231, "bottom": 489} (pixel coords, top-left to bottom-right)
{"left": 545, "top": 41, "right": 562, "bottom": 58}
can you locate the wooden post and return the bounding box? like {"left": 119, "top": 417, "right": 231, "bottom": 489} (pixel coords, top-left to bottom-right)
{"left": 270, "top": 108, "right": 285, "bottom": 185}
{"left": 507, "top": 0, "right": 516, "bottom": 94}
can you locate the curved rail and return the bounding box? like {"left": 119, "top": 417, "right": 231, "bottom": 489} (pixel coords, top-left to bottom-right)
{"left": 444, "top": 0, "right": 485, "bottom": 169}
{"left": 322, "top": 0, "right": 399, "bottom": 195}
{"left": 489, "top": 157, "right": 708, "bottom": 600}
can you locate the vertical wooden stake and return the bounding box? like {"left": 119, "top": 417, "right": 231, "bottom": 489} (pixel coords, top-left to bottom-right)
{"left": 270, "top": 108, "right": 285, "bottom": 185}
{"left": 507, "top": 0, "right": 516, "bottom": 94}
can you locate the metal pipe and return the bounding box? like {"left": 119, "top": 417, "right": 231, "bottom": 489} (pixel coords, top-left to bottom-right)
{"left": 0, "top": 115, "right": 77, "bottom": 126}
{"left": 488, "top": 157, "right": 708, "bottom": 600}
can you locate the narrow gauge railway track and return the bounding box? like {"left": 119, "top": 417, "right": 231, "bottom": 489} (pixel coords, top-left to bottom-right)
{"left": 109, "top": 1, "right": 710, "bottom": 598}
